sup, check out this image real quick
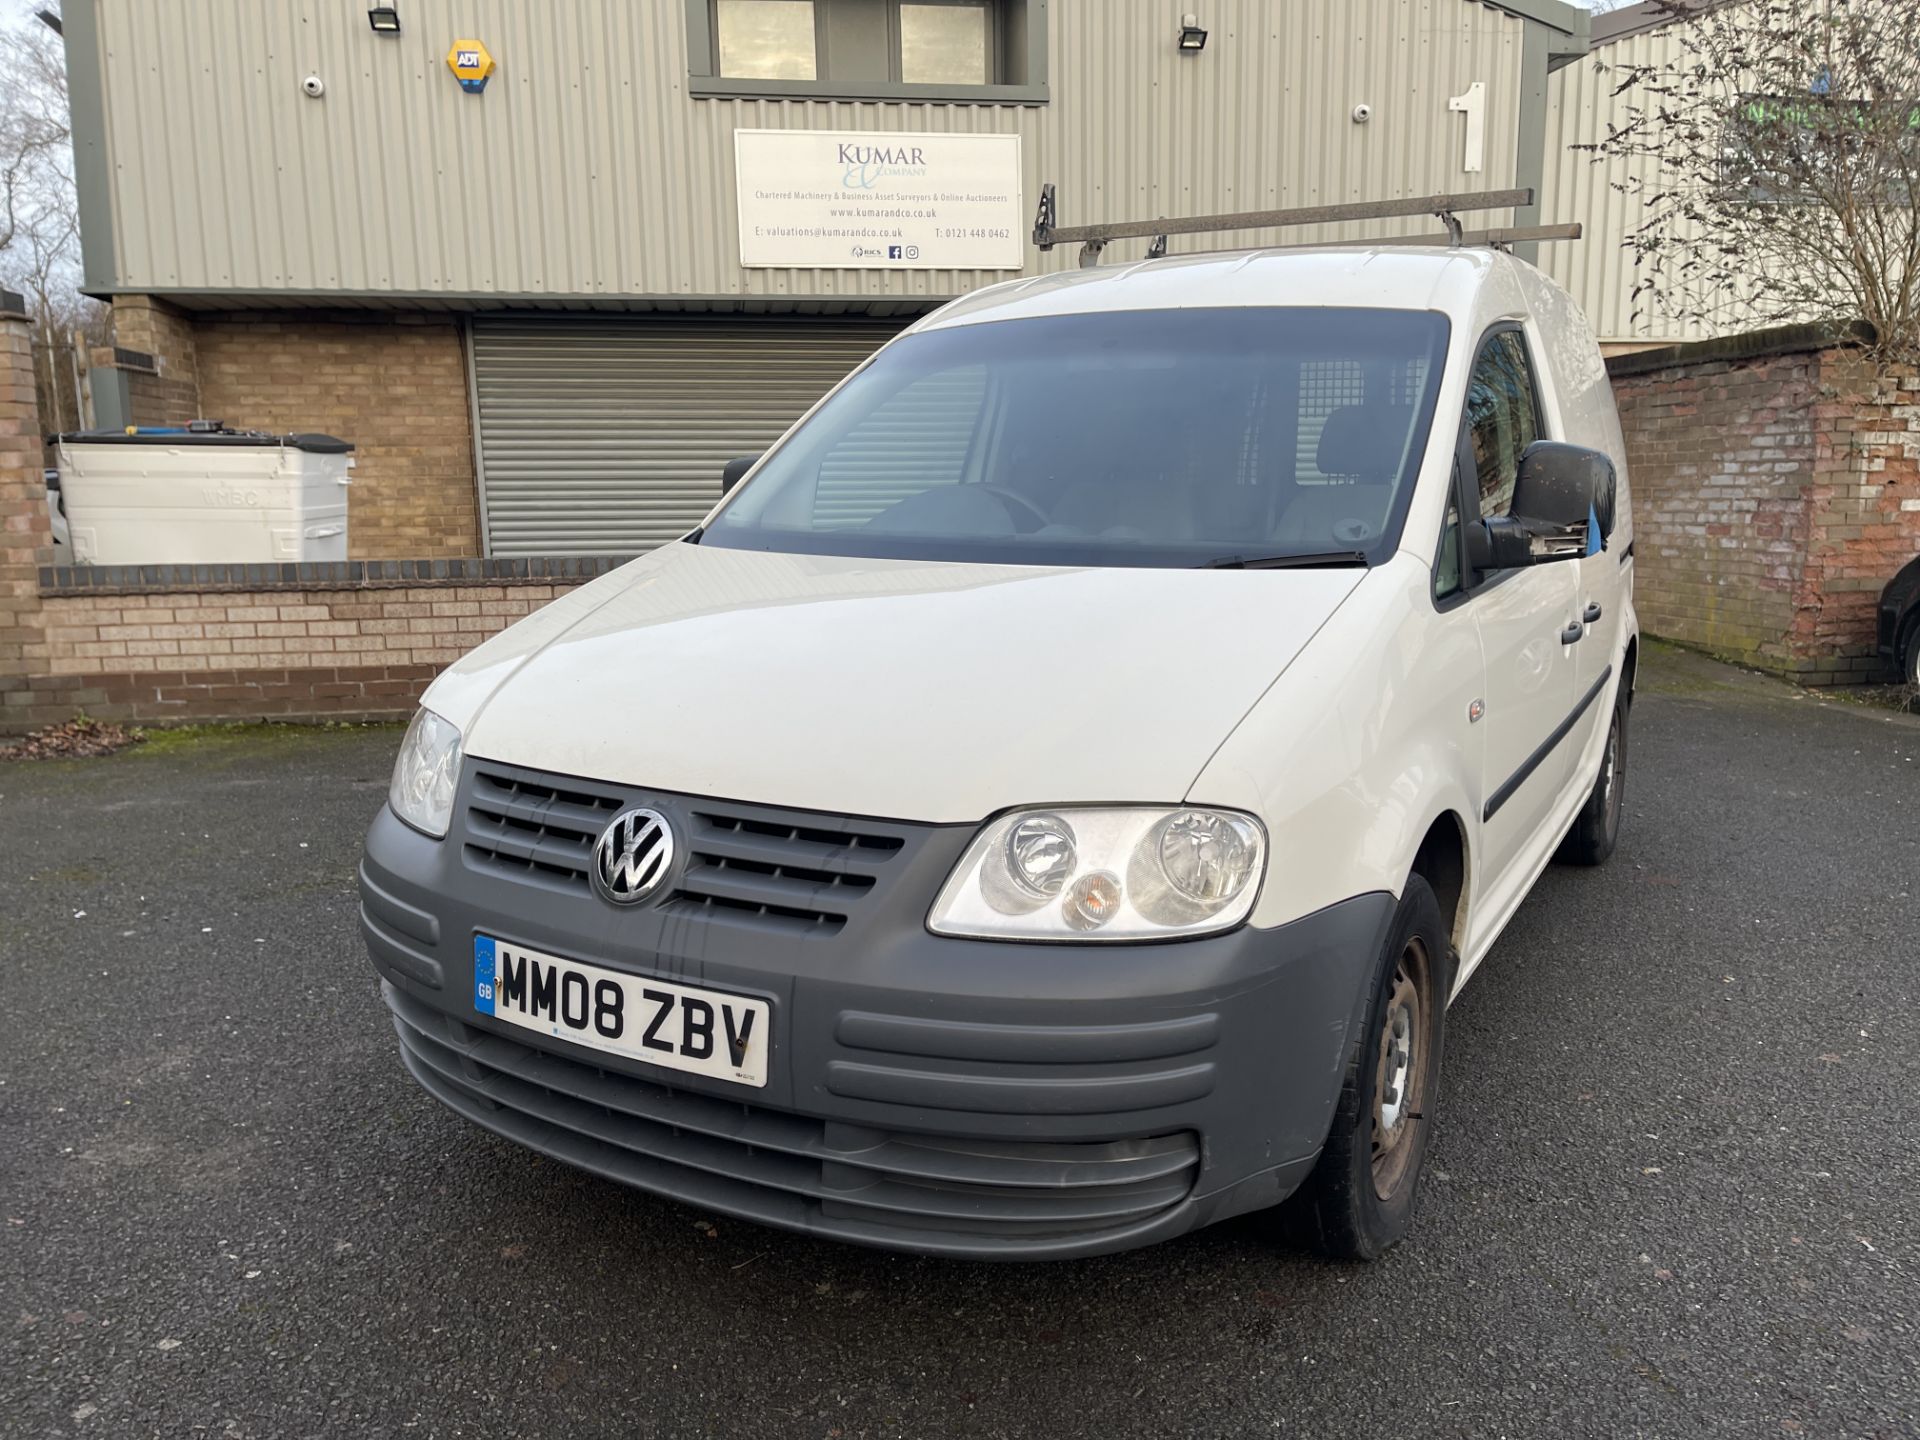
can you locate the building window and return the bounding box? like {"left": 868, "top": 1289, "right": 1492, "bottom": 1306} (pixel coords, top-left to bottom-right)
{"left": 899, "top": 2, "right": 989, "bottom": 86}
{"left": 716, "top": 0, "right": 818, "bottom": 81}
{"left": 690, "top": 0, "right": 1044, "bottom": 102}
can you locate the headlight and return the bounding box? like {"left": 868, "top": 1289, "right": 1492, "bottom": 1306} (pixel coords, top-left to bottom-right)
{"left": 929, "top": 807, "right": 1266, "bottom": 941}
{"left": 389, "top": 708, "right": 463, "bottom": 838}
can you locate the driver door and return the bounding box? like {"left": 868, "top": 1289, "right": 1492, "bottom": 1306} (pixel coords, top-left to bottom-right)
{"left": 1455, "top": 329, "right": 1581, "bottom": 887}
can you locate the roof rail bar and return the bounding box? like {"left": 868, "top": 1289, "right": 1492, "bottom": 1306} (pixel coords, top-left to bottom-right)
{"left": 1170, "top": 222, "right": 1584, "bottom": 259}
{"left": 1031, "top": 184, "right": 1544, "bottom": 267}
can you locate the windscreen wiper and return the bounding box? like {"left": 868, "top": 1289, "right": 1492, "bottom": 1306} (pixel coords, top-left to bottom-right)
{"left": 1200, "top": 550, "right": 1370, "bottom": 570}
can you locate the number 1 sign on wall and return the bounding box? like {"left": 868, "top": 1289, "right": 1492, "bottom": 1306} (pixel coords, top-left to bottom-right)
{"left": 1449, "top": 81, "right": 1487, "bottom": 173}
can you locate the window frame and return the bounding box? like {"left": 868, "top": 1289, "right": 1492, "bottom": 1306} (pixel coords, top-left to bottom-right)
{"left": 1431, "top": 442, "right": 1471, "bottom": 606}
{"left": 1432, "top": 321, "right": 1550, "bottom": 610}
{"left": 687, "top": 0, "right": 1048, "bottom": 104}
{"left": 1464, "top": 324, "right": 1545, "bottom": 526}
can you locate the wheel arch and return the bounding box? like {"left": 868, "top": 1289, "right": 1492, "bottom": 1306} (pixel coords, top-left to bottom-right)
{"left": 1407, "top": 810, "right": 1470, "bottom": 972}
{"left": 1621, "top": 633, "right": 1640, "bottom": 707}
{"left": 1898, "top": 606, "right": 1920, "bottom": 682}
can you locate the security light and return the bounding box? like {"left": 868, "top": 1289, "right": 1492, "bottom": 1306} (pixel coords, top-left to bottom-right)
{"left": 368, "top": 7, "right": 401, "bottom": 34}
{"left": 1178, "top": 14, "right": 1207, "bottom": 51}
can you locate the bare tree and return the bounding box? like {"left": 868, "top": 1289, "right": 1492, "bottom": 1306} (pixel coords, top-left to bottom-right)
{"left": 1, "top": 4, "right": 104, "bottom": 435}
{"left": 1581, "top": 0, "right": 1920, "bottom": 362}
{"left": 0, "top": 7, "right": 70, "bottom": 264}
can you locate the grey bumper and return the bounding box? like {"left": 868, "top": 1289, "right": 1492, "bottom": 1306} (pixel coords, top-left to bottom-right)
{"left": 362, "top": 791, "right": 1393, "bottom": 1260}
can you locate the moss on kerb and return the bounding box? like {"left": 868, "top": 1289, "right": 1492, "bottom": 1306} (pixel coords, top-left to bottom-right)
{"left": 1634, "top": 638, "right": 1801, "bottom": 701}
{"left": 130, "top": 720, "right": 403, "bottom": 756}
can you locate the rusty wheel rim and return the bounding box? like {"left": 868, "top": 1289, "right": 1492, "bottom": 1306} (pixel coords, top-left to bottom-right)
{"left": 1371, "top": 938, "right": 1430, "bottom": 1201}
{"left": 1603, "top": 717, "right": 1624, "bottom": 839}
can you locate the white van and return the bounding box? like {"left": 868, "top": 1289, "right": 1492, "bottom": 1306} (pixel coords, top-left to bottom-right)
{"left": 363, "top": 245, "right": 1636, "bottom": 1260}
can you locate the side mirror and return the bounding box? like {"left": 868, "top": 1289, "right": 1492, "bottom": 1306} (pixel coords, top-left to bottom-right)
{"left": 721, "top": 455, "right": 760, "bottom": 494}
{"left": 1465, "top": 441, "right": 1616, "bottom": 572}
{"left": 1513, "top": 440, "right": 1615, "bottom": 537}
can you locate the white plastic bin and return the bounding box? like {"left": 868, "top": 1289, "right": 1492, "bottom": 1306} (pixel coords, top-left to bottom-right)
{"left": 54, "top": 428, "right": 355, "bottom": 565}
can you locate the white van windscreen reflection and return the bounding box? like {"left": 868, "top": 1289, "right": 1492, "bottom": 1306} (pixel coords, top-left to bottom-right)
{"left": 702, "top": 307, "right": 1451, "bottom": 569}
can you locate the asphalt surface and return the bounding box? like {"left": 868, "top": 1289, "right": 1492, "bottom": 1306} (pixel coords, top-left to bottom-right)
{"left": 2, "top": 647, "right": 1916, "bottom": 1439}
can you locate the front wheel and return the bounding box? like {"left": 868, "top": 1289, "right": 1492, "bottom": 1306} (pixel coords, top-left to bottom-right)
{"left": 1283, "top": 875, "right": 1448, "bottom": 1260}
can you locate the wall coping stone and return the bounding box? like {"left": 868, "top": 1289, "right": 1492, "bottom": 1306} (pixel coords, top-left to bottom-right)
{"left": 1606, "top": 320, "right": 1876, "bottom": 379}
{"left": 38, "top": 555, "right": 631, "bottom": 596}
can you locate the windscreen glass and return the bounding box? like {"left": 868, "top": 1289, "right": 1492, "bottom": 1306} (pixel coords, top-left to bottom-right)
{"left": 702, "top": 307, "right": 1451, "bottom": 568}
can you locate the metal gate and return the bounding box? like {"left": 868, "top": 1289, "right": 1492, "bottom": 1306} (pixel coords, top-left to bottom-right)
{"left": 468, "top": 315, "right": 907, "bottom": 556}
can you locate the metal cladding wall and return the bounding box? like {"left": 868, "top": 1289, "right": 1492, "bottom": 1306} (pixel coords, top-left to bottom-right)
{"left": 72, "top": 0, "right": 1531, "bottom": 303}
{"left": 1540, "top": 24, "right": 1723, "bottom": 346}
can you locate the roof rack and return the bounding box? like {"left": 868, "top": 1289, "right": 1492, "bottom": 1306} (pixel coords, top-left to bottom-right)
{"left": 1030, "top": 184, "right": 1582, "bottom": 268}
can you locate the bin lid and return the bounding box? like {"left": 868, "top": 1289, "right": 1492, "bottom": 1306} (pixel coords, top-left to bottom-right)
{"left": 56, "top": 426, "right": 353, "bottom": 454}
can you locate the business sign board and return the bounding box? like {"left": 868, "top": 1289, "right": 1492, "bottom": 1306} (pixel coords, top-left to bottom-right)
{"left": 734, "top": 129, "right": 1023, "bottom": 270}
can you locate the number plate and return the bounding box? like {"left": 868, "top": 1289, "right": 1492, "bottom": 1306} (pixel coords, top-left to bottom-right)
{"left": 472, "top": 936, "right": 770, "bottom": 1088}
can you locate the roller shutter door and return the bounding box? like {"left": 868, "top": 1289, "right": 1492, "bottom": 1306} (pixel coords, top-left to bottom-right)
{"left": 470, "top": 316, "right": 907, "bottom": 556}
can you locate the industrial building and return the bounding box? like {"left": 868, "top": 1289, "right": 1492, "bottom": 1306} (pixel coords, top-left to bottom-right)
{"left": 59, "top": 0, "right": 1596, "bottom": 560}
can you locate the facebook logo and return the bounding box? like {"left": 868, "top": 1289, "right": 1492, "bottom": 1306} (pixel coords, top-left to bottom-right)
{"left": 887, "top": 245, "right": 903, "bottom": 259}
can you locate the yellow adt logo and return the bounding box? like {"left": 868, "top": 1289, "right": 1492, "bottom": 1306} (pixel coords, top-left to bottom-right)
{"left": 446, "top": 39, "right": 495, "bottom": 94}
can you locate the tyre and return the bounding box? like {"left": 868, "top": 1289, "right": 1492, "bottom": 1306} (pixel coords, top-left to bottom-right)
{"left": 1903, "top": 620, "right": 1920, "bottom": 689}
{"left": 1284, "top": 874, "right": 1448, "bottom": 1261}
{"left": 1558, "top": 688, "right": 1627, "bottom": 867}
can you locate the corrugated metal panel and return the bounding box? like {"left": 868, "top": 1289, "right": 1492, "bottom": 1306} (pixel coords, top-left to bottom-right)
{"left": 1540, "top": 27, "right": 1742, "bottom": 345}
{"left": 471, "top": 315, "right": 905, "bottom": 555}
{"left": 83, "top": 0, "right": 1531, "bottom": 299}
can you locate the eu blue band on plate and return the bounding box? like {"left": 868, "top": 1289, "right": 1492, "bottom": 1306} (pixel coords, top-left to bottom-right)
{"left": 473, "top": 935, "right": 496, "bottom": 1015}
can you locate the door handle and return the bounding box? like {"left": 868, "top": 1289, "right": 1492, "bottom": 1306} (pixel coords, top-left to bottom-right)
{"left": 1560, "top": 621, "right": 1585, "bottom": 645}
{"left": 1583, "top": 602, "right": 1603, "bottom": 624}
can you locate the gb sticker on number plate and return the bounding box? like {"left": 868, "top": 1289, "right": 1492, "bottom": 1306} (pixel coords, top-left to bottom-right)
{"left": 473, "top": 935, "right": 770, "bottom": 1088}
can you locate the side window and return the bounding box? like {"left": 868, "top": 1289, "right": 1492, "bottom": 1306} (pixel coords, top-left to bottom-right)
{"left": 1434, "top": 482, "right": 1464, "bottom": 600}
{"left": 810, "top": 365, "right": 988, "bottom": 528}
{"left": 1463, "top": 331, "right": 1541, "bottom": 521}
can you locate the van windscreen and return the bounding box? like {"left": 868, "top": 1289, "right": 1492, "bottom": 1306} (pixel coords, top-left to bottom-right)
{"left": 701, "top": 306, "right": 1451, "bottom": 569}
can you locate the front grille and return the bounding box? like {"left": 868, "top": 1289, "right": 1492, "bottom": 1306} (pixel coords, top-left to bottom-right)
{"left": 460, "top": 762, "right": 912, "bottom": 935}
{"left": 663, "top": 808, "right": 904, "bottom": 936}
{"left": 385, "top": 982, "right": 1199, "bottom": 1250}
{"left": 463, "top": 767, "right": 622, "bottom": 890}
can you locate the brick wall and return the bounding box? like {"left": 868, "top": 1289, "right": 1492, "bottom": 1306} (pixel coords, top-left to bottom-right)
{"left": 2, "top": 559, "right": 625, "bottom": 731}
{"left": 1793, "top": 354, "right": 1920, "bottom": 679}
{"left": 1613, "top": 335, "right": 1920, "bottom": 683}
{"left": 1, "top": 303, "right": 56, "bottom": 723}
{"left": 1613, "top": 350, "right": 1821, "bottom": 669}
{"left": 194, "top": 311, "right": 481, "bottom": 559}
{"left": 105, "top": 298, "right": 482, "bottom": 561}
{"left": 3, "top": 306, "right": 598, "bottom": 732}
{"left": 26, "top": 582, "right": 569, "bottom": 726}
{"left": 111, "top": 296, "right": 201, "bottom": 423}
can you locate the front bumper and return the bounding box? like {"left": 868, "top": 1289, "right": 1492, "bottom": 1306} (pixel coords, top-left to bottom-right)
{"left": 361, "top": 777, "right": 1392, "bottom": 1260}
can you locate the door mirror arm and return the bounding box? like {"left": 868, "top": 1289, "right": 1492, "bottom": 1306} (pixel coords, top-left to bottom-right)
{"left": 1465, "top": 514, "right": 1587, "bottom": 577}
